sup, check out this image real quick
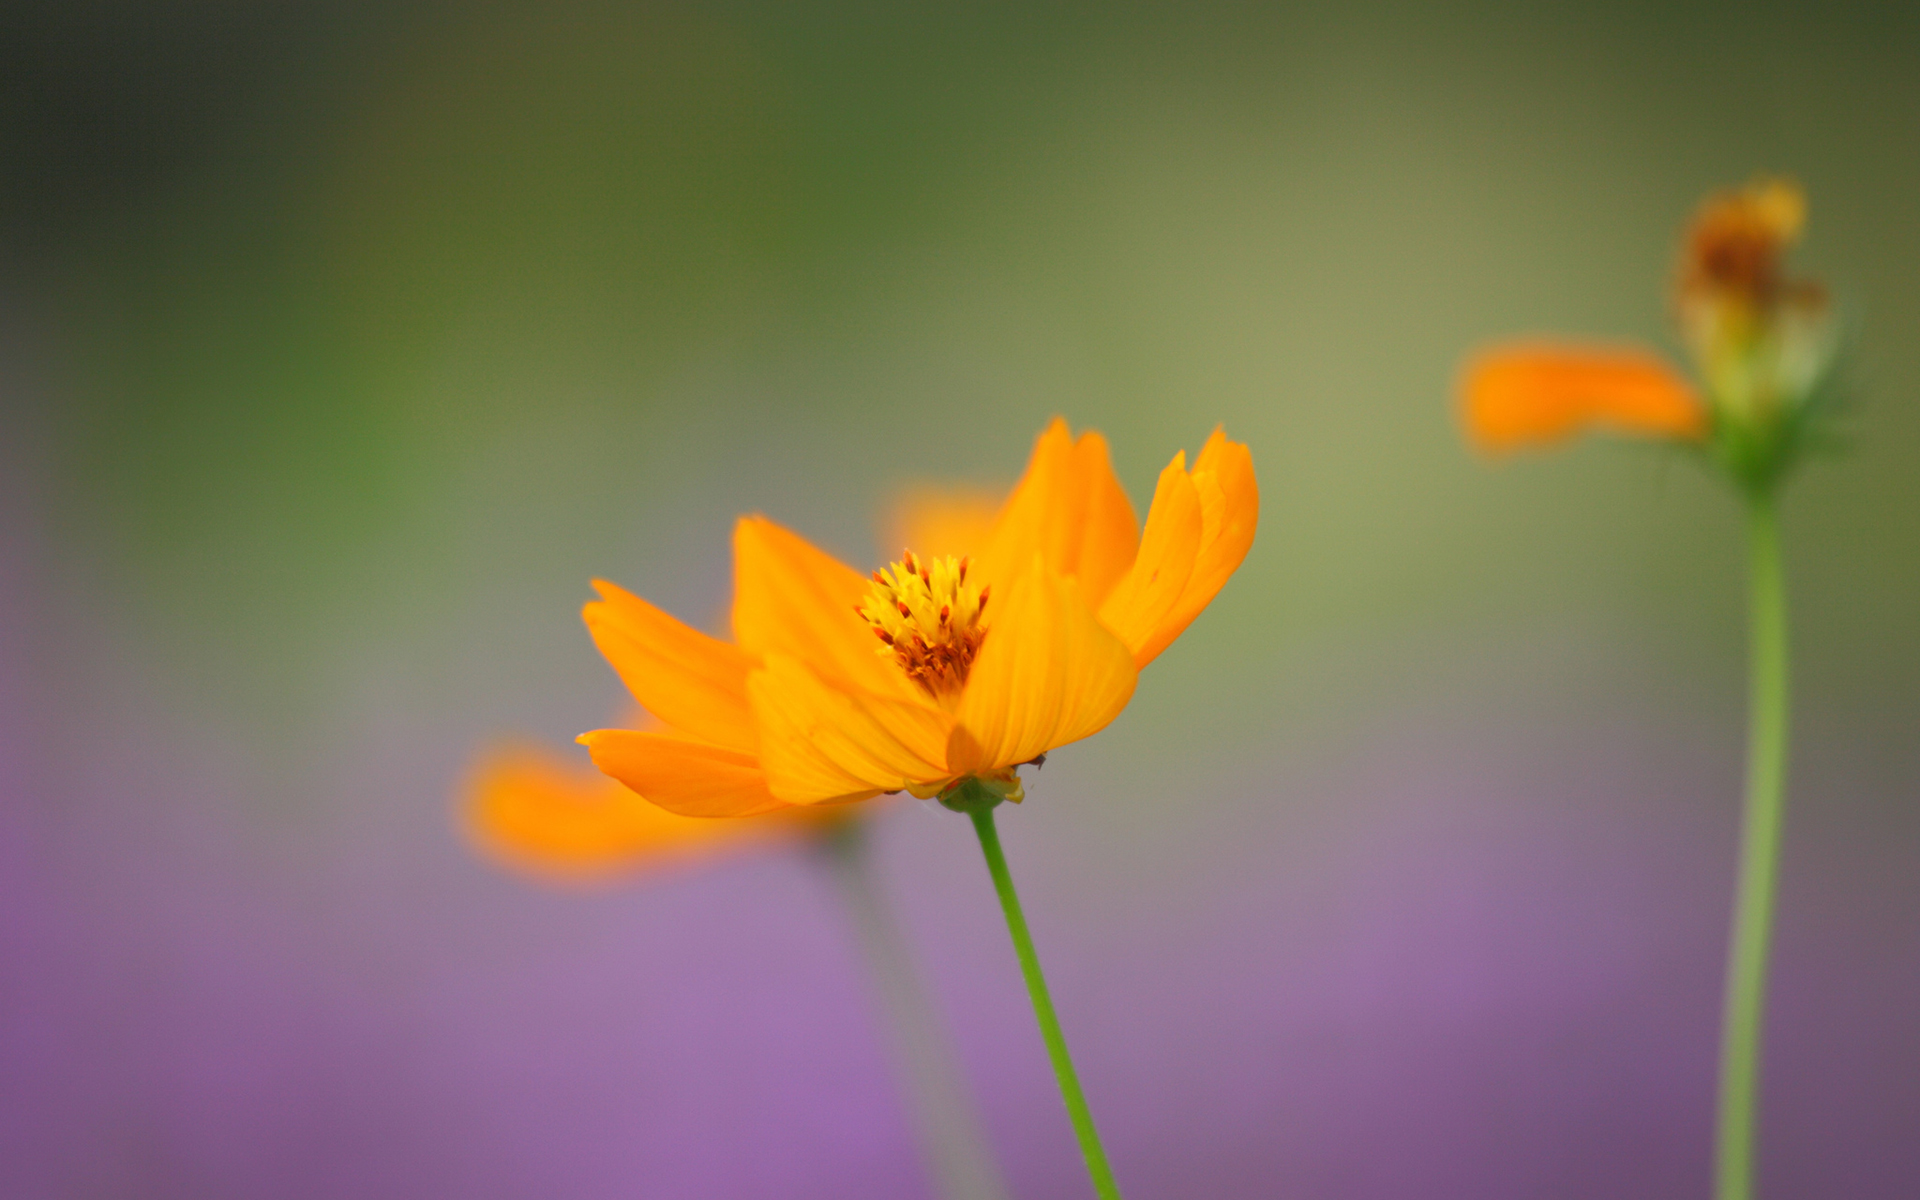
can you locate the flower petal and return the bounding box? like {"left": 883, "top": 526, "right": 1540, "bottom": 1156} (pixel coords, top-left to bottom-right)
{"left": 732, "top": 516, "right": 923, "bottom": 701}
{"left": 747, "top": 653, "right": 953, "bottom": 803}
{"left": 464, "top": 742, "right": 790, "bottom": 879}
{"left": 881, "top": 484, "right": 1005, "bottom": 561}
{"left": 1136, "top": 428, "right": 1259, "bottom": 667}
{"left": 1097, "top": 451, "right": 1204, "bottom": 663}
{"left": 949, "top": 556, "right": 1138, "bottom": 774}
{"left": 577, "top": 728, "right": 789, "bottom": 817}
{"left": 583, "top": 581, "right": 759, "bottom": 754}
{"left": 1460, "top": 344, "right": 1707, "bottom": 452}
{"left": 976, "top": 418, "right": 1140, "bottom": 607}
{"left": 1097, "top": 430, "right": 1258, "bottom": 667}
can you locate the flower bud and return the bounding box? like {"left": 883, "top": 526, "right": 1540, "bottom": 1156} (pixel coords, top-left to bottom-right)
{"left": 1674, "top": 178, "right": 1836, "bottom": 487}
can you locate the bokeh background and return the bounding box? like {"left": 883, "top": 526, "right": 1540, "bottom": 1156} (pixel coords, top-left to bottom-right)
{"left": 3, "top": 1, "right": 1917, "bottom": 1196}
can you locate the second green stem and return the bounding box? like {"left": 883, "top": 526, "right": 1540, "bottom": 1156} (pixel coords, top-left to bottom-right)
{"left": 969, "top": 806, "right": 1124, "bottom": 1200}
{"left": 1714, "top": 490, "right": 1792, "bottom": 1200}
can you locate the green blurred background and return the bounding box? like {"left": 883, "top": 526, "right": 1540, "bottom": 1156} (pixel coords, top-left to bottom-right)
{"left": 4, "top": 1, "right": 1916, "bottom": 1196}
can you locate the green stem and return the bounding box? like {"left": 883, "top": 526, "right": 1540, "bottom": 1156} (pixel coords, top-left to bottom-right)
{"left": 818, "top": 819, "right": 1011, "bottom": 1200}
{"left": 1714, "top": 490, "right": 1791, "bottom": 1200}
{"left": 968, "top": 806, "right": 1123, "bottom": 1200}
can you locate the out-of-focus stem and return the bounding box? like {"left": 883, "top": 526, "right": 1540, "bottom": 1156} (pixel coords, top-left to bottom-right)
{"left": 1714, "top": 490, "right": 1791, "bottom": 1200}
{"left": 818, "top": 818, "right": 1011, "bottom": 1200}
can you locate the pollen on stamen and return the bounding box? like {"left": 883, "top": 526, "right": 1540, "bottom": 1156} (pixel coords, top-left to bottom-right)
{"left": 856, "top": 549, "right": 990, "bottom": 699}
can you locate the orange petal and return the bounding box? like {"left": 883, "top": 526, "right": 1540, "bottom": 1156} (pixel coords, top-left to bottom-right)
{"left": 1459, "top": 344, "right": 1707, "bottom": 452}
{"left": 747, "top": 653, "right": 952, "bottom": 803}
{"left": 1146, "top": 429, "right": 1259, "bottom": 666}
{"left": 577, "top": 728, "right": 789, "bottom": 818}
{"left": 976, "top": 419, "right": 1140, "bottom": 607}
{"left": 881, "top": 485, "right": 1006, "bottom": 561}
{"left": 464, "top": 742, "right": 790, "bottom": 880}
{"left": 732, "top": 516, "right": 922, "bottom": 701}
{"left": 583, "top": 581, "right": 759, "bottom": 754}
{"left": 1100, "top": 429, "right": 1258, "bottom": 668}
{"left": 1096, "top": 452, "right": 1204, "bottom": 662}
{"left": 948, "top": 556, "right": 1138, "bottom": 775}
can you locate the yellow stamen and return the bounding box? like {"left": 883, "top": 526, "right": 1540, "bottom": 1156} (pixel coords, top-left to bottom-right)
{"left": 857, "top": 551, "right": 988, "bottom": 698}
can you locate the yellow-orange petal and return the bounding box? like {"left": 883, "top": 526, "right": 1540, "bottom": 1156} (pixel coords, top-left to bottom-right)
{"left": 1099, "top": 429, "right": 1258, "bottom": 668}
{"left": 746, "top": 653, "right": 952, "bottom": 804}
{"left": 881, "top": 484, "right": 1006, "bottom": 561}
{"left": 464, "top": 743, "right": 791, "bottom": 880}
{"left": 1146, "top": 428, "right": 1259, "bottom": 665}
{"left": 948, "top": 556, "right": 1138, "bottom": 775}
{"left": 1096, "top": 451, "right": 1204, "bottom": 662}
{"left": 732, "top": 516, "right": 923, "bottom": 702}
{"left": 577, "top": 729, "right": 789, "bottom": 818}
{"left": 583, "top": 581, "right": 759, "bottom": 754}
{"left": 1460, "top": 344, "right": 1707, "bottom": 452}
{"left": 976, "top": 418, "right": 1140, "bottom": 607}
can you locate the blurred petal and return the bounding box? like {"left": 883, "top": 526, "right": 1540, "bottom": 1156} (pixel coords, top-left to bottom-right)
{"left": 748, "top": 653, "right": 952, "bottom": 803}
{"left": 583, "top": 581, "right": 758, "bottom": 754}
{"left": 1460, "top": 344, "right": 1706, "bottom": 452}
{"left": 465, "top": 743, "right": 785, "bottom": 880}
{"left": 949, "top": 557, "right": 1137, "bottom": 774}
{"left": 733, "top": 516, "right": 921, "bottom": 701}
{"left": 977, "top": 418, "right": 1140, "bottom": 606}
{"left": 882, "top": 484, "right": 1005, "bottom": 561}
{"left": 577, "top": 729, "right": 788, "bottom": 818}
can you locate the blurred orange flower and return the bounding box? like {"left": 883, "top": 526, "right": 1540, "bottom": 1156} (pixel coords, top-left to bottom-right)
{"left": 465, "top": 740, "right": 839, "bottom": 882}
{"left": 1459, "top": 344, "right": 1706, "bottom": 452}
{"left": 578, "top": 418, "right": 1256, "bottom": 815}
{"left": 1458, "top": 178, "right": 1832, "bottom": 480}
{"left": 1452, "top": 180, "right": 1839, "bottom": 1200}
{"left": 881, "top": 484, "right": 1005, "bottom": 562}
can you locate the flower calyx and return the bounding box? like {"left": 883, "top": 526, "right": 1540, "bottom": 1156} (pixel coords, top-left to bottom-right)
{"left": 918, "top": 768, "right": 1026, "bottom": 814}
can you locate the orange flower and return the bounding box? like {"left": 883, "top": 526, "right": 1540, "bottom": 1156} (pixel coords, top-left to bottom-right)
{"left": 1458, "top": 178, "right": 1832, "bottom": 478}
{"left": 1674, "top": 178, "right": 1832, "bottom": 427}
{"left": 465, "top": 492, "right": 1006, "bottom": 879}
{"left": 579, "top": 419, "right": 1257, "bottom": 815}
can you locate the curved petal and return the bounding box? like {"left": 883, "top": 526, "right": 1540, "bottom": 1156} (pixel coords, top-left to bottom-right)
{"left": 976, "top": 419, "right": 1140, "bottom": 606}
{"left": 1096, "top": 452, "right": 1204, "bottom": 662}
{"left": 948, "top": 556, "right": 1138, "bottom": 775}
{"left": 577, "top": 728, "right": 789, "bottom": 818}
{"left": 732, "top": 516, "right": 924, "bottom": 702}
{"left": 464, "top": 742, "right": 786, "bottom": 880}
{"left": 583, "top": 581, "right": 758, "bottom": 754}
{"left": 1460, "top": 344, "right": 1707, "bottom": 452}
{"left": 747, "top": 654, "right": 952, "bottom": 803}
{"left": 881, "top": 484, "right": 1005, "bottom": 561}
{"left": 1134, "top": 428, "right": 1259, "bottom": 667}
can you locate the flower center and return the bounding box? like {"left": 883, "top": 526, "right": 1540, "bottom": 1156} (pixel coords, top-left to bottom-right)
{"left": 1679, "top": 178, "right": 1804, "bottom": 313}
{"left": 857, "top": 550, "right": 990, "bottom": 699}
{"left": 1674, "top": 178, "right": 1832, "bottom": 424}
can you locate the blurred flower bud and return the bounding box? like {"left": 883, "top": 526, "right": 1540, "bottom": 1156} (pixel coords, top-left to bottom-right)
{"left": 1674, "top": 178, "right": 1837, "bottom": 485}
